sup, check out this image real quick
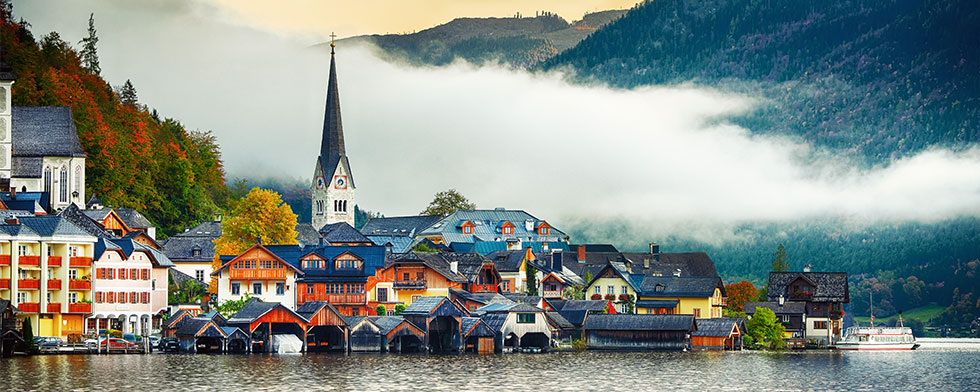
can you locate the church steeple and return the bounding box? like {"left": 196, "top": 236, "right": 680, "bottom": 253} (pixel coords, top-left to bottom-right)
{"left": 320, "top": 36, "right": 345, "bottom": 166}
{"left": 311, "top": 37, "right": 355, "bottom": 230}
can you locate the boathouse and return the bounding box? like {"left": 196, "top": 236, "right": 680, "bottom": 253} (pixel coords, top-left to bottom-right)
{"left": 175, "top": 318, "right": 228, "bottom": 353}
{"left": 401, "top": 296, "right": 464, "bottom": 353}
{"left": 461, "top": 317, "right": 496, "bottom": 353}
{"left": 162, "top": 309, "right": 194, "bottom": 338}
{"left": 296, "top": 301, "right": 348, "bottom": 352}
{"left": 347, "top": 316, "right": 425, "bottom": 353}
{"left": 473, "top": 303, "right": 552, "bottom": 352}
{"left": 692, "top": 318, "right": 744, "bottom": 351}
{"left": 0, "top": 299, "right": 23, "bottom": 357}
{"left": 227, "top": 299, "right": 309, "bottom": 353}
{"left": 584, "top": 314, "right": 695, "bottom": 351}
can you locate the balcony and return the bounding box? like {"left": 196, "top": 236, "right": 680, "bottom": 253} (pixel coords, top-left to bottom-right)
{"left": 46, "top": 302, "right": 62, "bottom": 313}
{"left": 47, "top": 279, "right": 62, "bottom": 290}
{"left": 471, "top": 284, "right": 498, "bottom": 293}
{"left": 19, "top": 256, "right": 40, "bottom": 267}
{"left": 0, "top": 255, "right": 8, "bottom": 265}
{"left": 68, "top": 302, "right": 92, "bottom": 313}
{"left": 325, "top": 294, "right": 366, "bottom": 305}
{"left": 48, "top": 256, "right": 62, "bottom": 266}
{"left": 393, "top": 279, "right": 427, "bottom": 289}
{"left": 18, "top": 278, "right": 40, "bottom": 290}
{"left": 228, "top": 268, "right": 287, "bottom": 280}
{"left": 69, "top": 279, "right": 92, "bottom": 290}
{"left": 541, "top": 289, "right": 562, "bottom": 298}
{"left": 18, "top": 302, "right": 39, "bottom": 313}
{"left": 711, "top": 297, "right": 728, "bottom": 306}
{"left": 0, "top": 279, "right": 8, "bottom": 289}
{"left": 69, "top": 257, "right": 92, "bottom": 267}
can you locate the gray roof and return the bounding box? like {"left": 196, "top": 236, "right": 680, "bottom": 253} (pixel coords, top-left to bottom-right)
{"left": 295, "top": 300, "right": 344, "bottom": 324}
{"left": 113, "top": 208, "right": 154, "bottom": 229}
{"left": 584, "top": 314, "right": 695, "bottom": 332}
{"left": 639, "top": 276, "right": 725, "bottom": 297}
{"left": 635, "top": 299, "right": 679, "bottom": 308}
{"left": 416, "top": 209, "right": 568, "bottom": 245}
{"left": 557, "top": 310, "right": 589, "bottom": 326}
{"left": 17, "top": 216, "right": 92, "bottom": 237}
{"left": 545, "top": 312, "right": 575, "bottom": 330}
{"left": 442, "top": 252, "right": 495, "bottom": 283}
{"left": 57, "top": 204, "right": 115, "bottom": 238}
{"left": 81, "top": 209, "right": 112, "bottom": 222}
{"left": 174, "top": 317, "right": 214, "bottom": 336}
{"left": 558, "top": 300, "right": 609, "bottom": 312}
{"left": 373, "top": 316, "right": 415, "bottom": 335}
{"left": 480, "top": 313, "right": 509, "bottom": 333}
{"left": 228, "top": 299, "right": 295, "bottom": 324}
{"left": 11, "top": 157, "right": 43, "bottom": 178}
{"left": 401, "top": 296, "right": 451, "bottom": 315}
{"left": 471, "top": 302, "right": 543, "bottom": 316}
{"left": 360, "top": 215, "right": 442, "bottom": 237}
{"left": 693, "top": 318, "right": 743, "bottom": 337}
{"left": 319, "top": 222, "right": 371, "bottom": 243}
{"left": 767, "top": 272, "right": 849, "bottom": 303}
{"left": 12, "top": 106, "right": 86, "bottom": 158}
{"left": 366, "top": 235, "right": 414, "bottom": 253}
{"left": 169, "top": 268, "right": 206, "bottom": 288}
{"left": 162, "top": 221, "right": 221, "bottom": 263}
{"left": 295, "top": 223, "right": 323, "bottom": 246}
{"left": 744, "top": 301, "right": 807, "bottom": 315}
{"left": 500, "top": 293, "right": 541, "bottom": 306}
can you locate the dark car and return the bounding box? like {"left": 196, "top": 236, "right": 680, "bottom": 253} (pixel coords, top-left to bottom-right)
{"left": 159, "top": 337, "right": 179, "bottom": 352}
{"left": 34, "top": 336, "right": 63, "bottom": 347}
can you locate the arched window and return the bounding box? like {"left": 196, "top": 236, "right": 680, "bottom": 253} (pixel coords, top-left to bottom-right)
{"left": 60, "top": 167, "right": 68, "bottom": 203}
{"left": 74, "top": 166, "right": 81, "bottom": 197}
{"left": 342, "top": 200, "right": 347, "bottom": 212}
{"left": 43, "top": 167, "right": 52, "bottom": 193}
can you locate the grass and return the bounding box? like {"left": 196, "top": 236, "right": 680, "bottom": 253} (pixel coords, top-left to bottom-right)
{"left": 852, "top": 304, "right": 946, "bottom": 324}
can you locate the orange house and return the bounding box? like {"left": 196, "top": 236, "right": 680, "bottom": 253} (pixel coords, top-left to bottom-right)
{"left": 370, "top": 252, "right": 468, "bottom": 308}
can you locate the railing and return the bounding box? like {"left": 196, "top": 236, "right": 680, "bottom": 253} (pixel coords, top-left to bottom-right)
{"left": 711, "top": 297, "right": 728, "bottom": 306}
{"left": 47, "top": 279, "right": 62, "bottom": 290}
{"left": 325, "top": 294, "right": 366, "bottom": 304}
{"left": 0, "top": 255, "right": 9, "bottom": 265}
{"left": 69, "top": 257, "right": 92, "bottom": 267}
{"left": 46, "top": 302, "right": 62, "bottom": 313}
{"left": 19, "top": 256, "right": 40, "bottom": 266}
{"left": 471, "top": 284, "right": 498, "bottom": 293}
{"left": 18, "top": 279, "right": 40, "bottom": 289}
{"left": 69, "top": 279, "right": 92, "bottom": 290}
{"left": 0, "top": 279, "right": 8, "bottom": 289}
{"left": 18, "top": 302, "right": 40, "bottom": 313}
{"left": 393, "top": 279, "right": 426, "bottom": 289}
{"left": 228, "top": 268, "right": 288, "bottom": 280}
{"left": 541, "top": 290, "right": 562, "bottom": 298}
{"left": 48, "top": 256, "right": 62, "bottom": 266}
{"left": 68, "top": 302, "right": 92, "bottom": 313}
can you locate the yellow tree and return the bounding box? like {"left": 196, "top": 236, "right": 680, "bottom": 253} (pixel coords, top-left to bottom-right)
{"left": 209, "top": 188, "right": 299, "bottom": 293}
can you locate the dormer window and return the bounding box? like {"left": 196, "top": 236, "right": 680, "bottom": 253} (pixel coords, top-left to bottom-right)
{"left": 192, "top": 248, "right": 202, "bottom": 257}
{"left": 655, "top": 284, "right": 665, "bottom": 293}
{"left": 539, "top": 227, "right": 549, "bottom": 235}
{"left": 503, "top": 227, "right": 513, "bottom": 235}
{"left": 463, "top": 226, "right": 473, "bottom": 234}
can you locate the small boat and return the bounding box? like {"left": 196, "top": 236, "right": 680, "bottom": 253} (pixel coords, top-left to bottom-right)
{"left": 836, "top": 292, "right": 918, "bottom": 351}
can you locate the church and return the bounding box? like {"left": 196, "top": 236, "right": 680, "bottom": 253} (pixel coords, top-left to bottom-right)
{"left": 310, "top": 41, "right": 355, "bottom": 230}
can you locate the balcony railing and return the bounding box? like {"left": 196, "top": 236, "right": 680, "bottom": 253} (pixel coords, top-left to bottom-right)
{"left": 68, "top": 302, "right": 92, "bottom": 313}
{"left": 393, "top": 279, "right": 426, "bottom": 289}
{"left": 711, "top": 297, "right": 728, "bottom": 306}
{"left": 69, "top": 279, "right": 92, "bottom": 290}
{"left": 325, "top": 294, "right": 366, "bottom": 304}
{"left": 0, "top": 255, "right": 9, "bottom": 265}
{"left": 471, "top": 284, "right": 498, "bottom": 293}
{"left": 19, "top": 256, "right": 40, "bottom": 266}
{"left": 18, "top": 278, "right": 40, "bottom": 290}
{"left": 46, "top": 302, "right": 62, "bottom": 313}
{"left": 0, "top": 279, "right": 8, "bottom": 289}
{"left": 18, "top": 302, "right": 39, "bottom": 313}
{"left": 48, "top": 256, "right": 62, "bottom": 266}
{"left": 69, "top": 257, "right": 92, "bottom": 267}
{"left": 47, "top": 279, "right": 62, "bottom": 290}
{"left": 228, "top": 268, "right": 288, "bottom": 280}
{"left": 541, "top": 289, "right": 562, "bottom": 298}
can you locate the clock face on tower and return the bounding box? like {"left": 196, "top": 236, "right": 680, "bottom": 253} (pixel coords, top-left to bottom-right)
{"left": 333, "top": 175, "right": 347, "bottom": 190}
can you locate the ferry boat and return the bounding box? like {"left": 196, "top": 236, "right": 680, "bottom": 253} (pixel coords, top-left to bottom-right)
{"left": 836, "top": 293, "right": 918, "bottom": 350}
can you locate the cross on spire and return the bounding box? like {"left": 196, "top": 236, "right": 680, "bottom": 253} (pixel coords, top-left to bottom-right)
{"left": 329, "top": 32, "right": 337, "bottom": 54}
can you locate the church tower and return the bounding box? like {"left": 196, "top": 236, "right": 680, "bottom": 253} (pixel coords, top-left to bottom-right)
{"left": 0, "top": 47, "right": 15, "bottom": 184}
{"left": 311, "top": 40, "right": 355, "bottom": 230}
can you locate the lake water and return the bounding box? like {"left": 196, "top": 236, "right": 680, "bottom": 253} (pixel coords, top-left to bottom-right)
{"left": 1, "top": 339, "right": 978, "bottom": 391}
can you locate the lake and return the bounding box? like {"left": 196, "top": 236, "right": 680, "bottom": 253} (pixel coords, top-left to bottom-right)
{"left": 1, "top": 339, "right": 978, "bottom": 391}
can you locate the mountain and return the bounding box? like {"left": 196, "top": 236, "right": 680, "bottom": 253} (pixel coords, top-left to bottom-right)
{"left": 0, "top": 12, "right": 230, "bottom": 237}
{"left": 544, "top": 0, "right": 980, "bottom": 164}
{"left": 324, "top": 10, "right": 627, "bottom": 68}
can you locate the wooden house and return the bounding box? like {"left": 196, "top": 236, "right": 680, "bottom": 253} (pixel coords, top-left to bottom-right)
{"left": 545, "top": 311, "right": 577, "bottom": 342}
{"left": 295, "top": 301, "right": 348, "bottom": 352}
{"left": 584, "top": 314, "right": 696, "bottom": 351}
{"left": 346, "top": 316, "right": 425, "bottom": 353}
{"left": 446, "top": 253, "right": 501, "bottom": 294}
{"left": 163, "top": 309, "right": 194, "bottom": 338}
{"left": 692, "top": 318, "right": 744, "bottom": 350}
{"left": 226, "top": 299, "right": 309, "bottom": 353}
{"left": 175, "top": 318, "right": 228, "bottom": 353}
{"left": 293, "top": 244, "right": 385, "bottom": 317}
{"left": 0, "top": 299, "right": 22, "bottom": 357}
{"left": 401, "top": 296, "right": 465, "bottom": 353}
{"left": 461, "top": 317, "right": 496, "bottom": 353}
{"left": 473, "top": 303, "right": 552, "bottom": 352}
{"left": 212, "top": 244, "right": 305, "bottom": 309}
{"left": 766, "top": 270, "right": 849, "bottom": 345}
{"left": 373, "top": 252, "right": 468, "bottom": 307}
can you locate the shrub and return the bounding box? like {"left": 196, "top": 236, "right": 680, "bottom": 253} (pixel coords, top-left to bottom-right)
{"left": 106, "top": 329, "right": 123, "bottom": 338}
{"left": 376, "top": 305, "right": 387, "bottom": 316}
{"left": 572, "top": 339, "right": 588, "bottom": 352}
{"left": 393, "top": 304, "right": 407, "bottom": 316}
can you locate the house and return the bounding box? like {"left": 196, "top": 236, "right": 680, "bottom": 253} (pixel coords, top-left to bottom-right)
{"left": 0, "top": 215, "right": 98, "bottom": 338}
{"left": 292, "top": 244, "right": 385, "bottom": 316}
{"left": 766, "top": 269, "right": 849, "bottom": 345}
{"left": 174, "top": 317, "right": 227, "bottom": 353}
{"left": 444, "top": 252, "right": 501, "bottom": 294}
{"left": 548, "top": 299, "right": 616, "bottom": 334}
{"left": 295, "top": 300, "right": 349, "bottom": 352}
{"left": 414, "top": 209, "right": 569, "bottom": 251}
{"left": 461, "top": 316, "right": 496, "bottom": 353}
{"left": 473, "top": 302, "right": 552, "bottom": 352}
{"left": 226, "top": 299, "right": 310, "bottom": 353}
{"left": 0, "top": 298, "right": 22, "bottom": 357}
{"left": 212, "top": 244, "right": 305, "bottom": 309}
{"left": 401, "top": 296, "right": 465, "bottom": 353}
{"left": 346, "top": 315, "right": 425, "bottom": 353}
{"left": 544, "top": 311, "right": 577, "bottom": 343}
{"left": 744, "top": 300, "right": 807, "bottom": 341}
{"left": 162, "top": 309, "right": 194, "bottom": 338}
{"left": 449, "top": 289, "right": 514, "bottom": 313}
{"left": 88, "top": 238, "right": 173, "bottom": 335}
{"left": 360, "top": 215, "right": 443, "bottom": 253}
{"left": 584, "top": 314, "right": 696, "bottom": 351}
{"left": 372, "top": 252, "right": 468, "bottom": 307}
{"left": 161, "top": 220, "right": 222, "bottom": 283}
{"left": 584, "top": 261, "right": 644, "bottom": 313}
{"left": 692, "top": 317, "right": 744, "bottom": 350}
{"left": 636, "top": 275, "right": 727, "bottom": 318}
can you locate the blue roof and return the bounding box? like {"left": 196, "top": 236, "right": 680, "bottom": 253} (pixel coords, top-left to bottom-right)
{"left": 366, "top": 235, "right": 413, "bottom": 253}
{"left": 417, "top": 209, "right": 569, "bottom": 245}
{"left": 17, "top": 216, "right": 92, "bottom": 237}
{"left": 262, "top": 243, "right": 386, "bottom": 283}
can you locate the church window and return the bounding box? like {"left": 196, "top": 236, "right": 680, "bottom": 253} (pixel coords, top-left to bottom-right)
{"left": 43, "top": 167, "right": 52, "bottom": 193}
{"left": 60, "top": 167, "right": 68, "bottom": 203}
{"left": 74, "top": 166, "right": 82, "bottom": 198}
{"left": 342, "top": 200, "right": 347, "bottom": 212}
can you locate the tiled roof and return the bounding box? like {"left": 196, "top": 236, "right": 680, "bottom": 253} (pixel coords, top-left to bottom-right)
{"left": 767, "top": 272, "right": 849, "bottom": 303}
{"left": 11, "top": 157, "right": 42, "bottom": 178}
{"left": 113, "top": 208, "right": 154, "bottom": 229}
{"left": 401, "top": 296, "right": 449, "bottom": 315}
{"left": 417, "top": 209, "right": 569, "bottom": 245}
{"left": 360, "top": 215, "right": 442, "bottom": 237}
{"left": 295, "top": 223, "right": 323, "bottom": 246}
{"left": 584, "top": 314, "right": 695, "bottom": 331}
{"left": 480, "top": 313, "right": 509, "bottom": 333}
{"left": 161, "top": 221, "right": 221, "bottom": 263}
{"left": 169, "top": 268, "right": 206, "bottom": 287}
{"left": 319, "top": 222, "right": 371, "bottom": 243}
{"left": 559, "top": 300, "right": 609, "bottom": 312}
{"left": 228, "top": 299, "right": 303, "bottom": 324}
{"left": 57, "top": 204, "right": 114, "bottom": 238}
{"left": 500, "top": 293, "right": 541, "bottom": 306}
{"left": 442, "top": 252, "right": 494, "bottom": 283}
{"left": 557, "top": 310, "right": 589, "bottom": 326}
{"left": 744, "top": 301, "right": 807, "bottom": 315}
{"left": 18, "top": 216, "right": 92, "bottom": 237}
{"left": 366, "top": 235, "right": 413, "bottom": 253}
{"left": 639, "top": 276, "right": 724, "bottom": 298}
{"left": 81, "top": 209, "right": 112, "bottom": 222}
{"left": 373, "top": 316, "right": 415, "bottom": 335}
{"left": 545, "top": 312, "right": 575, "bottom": 329}
{"left": 635, "top": 299, "right": 679, "bottom": 308}
{"left": 12, "top": 106, "right": 86, "bottom": 158}
{"left": 295, "top": 300, "right": 345, "bottom": 323}
{"left": 693, "top": 318, "right": 742, "bottom": 337}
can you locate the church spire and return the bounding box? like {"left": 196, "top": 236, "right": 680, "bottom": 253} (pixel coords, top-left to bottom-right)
{"left": 320, "top": 34, "right": 345, "bottom": 165}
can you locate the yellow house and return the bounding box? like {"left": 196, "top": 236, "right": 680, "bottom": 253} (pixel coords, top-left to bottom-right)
{"left": 584, "top": 262, "right": 644, "bottom": 313}
{"left": 636, "top": 276, "right": 727, "bottom": 318}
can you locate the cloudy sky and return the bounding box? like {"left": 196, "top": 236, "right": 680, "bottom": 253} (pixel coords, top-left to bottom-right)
{"left": 14, "top": 0, "right": 980, "bottom": 242}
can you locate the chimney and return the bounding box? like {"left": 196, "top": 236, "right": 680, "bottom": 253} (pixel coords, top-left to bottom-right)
{"left": 643, "top": 257, "right": 650, "bottom": 270}
{"left": 4, "top": 217, "right": 18, "bottom": 225}
{"left": 318, "top": 237, "right": 324, "bottom": 247}
{"left": 9, "top": 186, "right": 15, "bottom": 198}
{"left": 650, "top": 242, "right": 660, "bottom": 262}
{"left": 576, "top": 245, "right": 585, "bottom": 263}
{"left": 214, "top": 213, "right": 222, "bottom": 222}
{"left": 779, "top": 295, "right": 785, "bottom": 306}
{"left": 542, "top": 242, "right": 549, "bottom": 252}
{"left": 551, "top": 250, "right": 562, "bottom": 271}
{"left": 673, "top": 268, "right": 681, "bottom": 277}
{"left": 450, "top": 261, "right": 458, "bottom": 274}
{"left": 803, "top": 264, "right": 812, "bottom": 272}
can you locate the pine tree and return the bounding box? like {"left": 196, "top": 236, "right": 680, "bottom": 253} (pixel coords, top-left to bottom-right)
{"left": 79, "top": 13, "right": 101, "bottom": 75}
{"left": 119, "top": 79, "right": 137, "bottom": 107}
{"left": 772, "top": 243, "right": 790, "bottom": 272}
{"left": 0, "top": 0, "right": 12, "bottom": 23}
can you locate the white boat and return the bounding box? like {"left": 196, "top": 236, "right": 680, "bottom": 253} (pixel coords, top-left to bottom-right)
{"left": 836, "top": 292, "right": 918, "bottom": 350}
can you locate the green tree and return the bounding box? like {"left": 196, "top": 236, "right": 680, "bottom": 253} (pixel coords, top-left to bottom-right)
{"left": 79, "top": 13, "right": 100, "bottom": 75}
{"left": 772, "top": 243, "right": 790, "bottom": 272}
{"left": 393, "top": 304, "right": 407, "bottom": 316}
{"left": 19, "top": 318, "right": 34, "bottom": 352}
{"left": 376, "top": 305, "right": 387, "bottom": 316}
{"left": 214, "top": 293, "right": 252, "bottom": 318}
{"left": 413, "top": 242, "right": 439, "bottom": 253}
{"left": 745, "top": 307, "right": 787, "bottom": 350}
{"left": 420, "top": 189, "right": 475, "bottom": 216}
{"left": 562, "top": 284, "right": 585, "bottom": 300}
{"left": 525, "top": 263, "right": 538, "bottom": 296}
{"left": 169, "top": 277, "right": 208, "bottom": 304}
{"left": 119, "top": 79, "right": 137, "bottom": 107}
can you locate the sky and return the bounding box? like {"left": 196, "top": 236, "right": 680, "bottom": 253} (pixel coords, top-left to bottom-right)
{"left": 13, "top": 0, "right": 980, "bottom": 243}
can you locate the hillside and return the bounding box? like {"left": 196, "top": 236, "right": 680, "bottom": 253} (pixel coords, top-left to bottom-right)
{"left": 325, "top": 10, "right": 627, "bottom": 68}
{"left": 544, "top": 0, "right": 980, "bottom": 163}
{"left": 0, "top": 11, "right": 230, "bottom": 237}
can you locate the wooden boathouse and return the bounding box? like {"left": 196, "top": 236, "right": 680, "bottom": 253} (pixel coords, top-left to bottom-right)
{"left": 401, "top": 296, "right": 464, "bottom": 353}
{"left": 584, "top": 314, "right": 696, "bottom": 351}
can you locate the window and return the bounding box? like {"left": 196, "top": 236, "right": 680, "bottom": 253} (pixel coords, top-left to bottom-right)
{"left": 47, "top": 268, "right": 54, "bottom": 280}
{"left": 781, "top": 315, "right": 790, "bottom": 323}
{"left": 141, "top": 292, "right": 149, "bottom": 304}
{"left": 95, "top": 292, "right": 103, "bottom": 303}
{"left": 260, "top": 260, "right": 273, "bottom": 269}
{"left": 43, "top": 167, "right": 51, "bottom": 194}
{"left": 607, "top": 285, "right": 614, "bottom": 295}
{"left": 655, "top": 284, "right": 664, "bottom": 293}
{"left": 253, "top": 283, "right": 262, "bottom": 295}
{"left": 814, "top": 321, "right": 827, "bottom": 329}
{"left": 74, "top": 166, "right": 81, "bottom": 198}
{"left": 107, "top": 268, "right": 115, "bottom": 280}
{"left": 60, "top": 167, "right": 68, "bottom": 203}
{"left": 411, "top": 295, "right": 421, "bottom": 302}
{"left": 130, "top": 268, "right": 138, "bottom": 280}
{"left": 539, "top": 227, "right": 549, "bottom": 235}
{"left": 70, "top": 246, "right": 78, "bottom": 257}
{"left": 69, "top": 269, "right": 78, "bottom": 280}
{"left": 351, "top": 307, "right": 358, "bottom": 316}
{"left": 693, "top": 308, "right": 701, "bottom": 318}
{"left": 276, "top": 282, "right": 285, "bottom": 296}
{"left": 307, "top": 285, "right": 314, "bottom": 295}
{"left": 593, "top": 285, "right": 600, "bottom": 295}
{"left": 106, "top": 292, "right": 114, "bottom": 304}
{"left": 195, "top": 270, "right": 205, "bottom": 282}
{"left": 416, "top": 272, "right": 424, "bottom": 280}
{"left": 517, "top": 313, "right": 535, "bottom": 324}
{"left": 17, "top": 292, "right": 26, "bottom": 303}
{"left": 231, "top": 282, "right": 240, "bottom": 295}
{"left": 142, "top": 269, "right": 150, "bottom": 280}
{"left": 46, "top": 292, "right": 52, "bottom": 303}
{"left": 118, "top": 269, "right": 126, "bottom": 280}
{"left": 69, "top": 292, "right": 78, "bottom": 303}
{"left": 502, "top": 227, "right": 513, "bottom": 235}
{"left": 402, "top": 272, "right": 410, "bottom": 281}
{"left": 621, "top": 285, "right": 628, "bottom": 294}
{"left": 192, "top": 248, "right": 202, "bottom": 257}
{"left": 377, "top": 288, "right": 388, "bottom": 302}
{"left": 17, "top": 244, "right": 28, "bottom": 256}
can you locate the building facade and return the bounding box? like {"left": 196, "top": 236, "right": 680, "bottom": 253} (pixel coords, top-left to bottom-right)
{"left": 88, "top": 238, "right": 172, "bottom": 335}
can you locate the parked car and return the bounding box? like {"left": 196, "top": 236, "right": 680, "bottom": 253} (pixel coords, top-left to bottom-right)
{"left": 99, "top": 337, "right": 138, "bottom": 349}
{"left": 147, "top": 336, "right": 160, "bottom": 348}
{"left": 159, "top": 337, "right": 179, "bottom": 352}
{"left": 122, "top": 333, "right": 138, "bottom": 344}
{"left": 34, "top": 337, "right": 63, "bottom": 347}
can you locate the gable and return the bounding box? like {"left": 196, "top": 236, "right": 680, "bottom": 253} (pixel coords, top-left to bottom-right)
{"left": 214, "top": 244, "right": 303, "bottom": 275}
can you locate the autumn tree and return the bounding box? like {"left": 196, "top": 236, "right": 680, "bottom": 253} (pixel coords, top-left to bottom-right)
{"left": 79, "top": 13, "right": 100, "bottom": 75}
{"left": 210, "top": 188, "right": 299, "bottom": 293}
{"left": 420, "top": 189, "right": 475, "bottom": 216}
{"left": 724, "top": 281, "right": 758, "bottom": 313}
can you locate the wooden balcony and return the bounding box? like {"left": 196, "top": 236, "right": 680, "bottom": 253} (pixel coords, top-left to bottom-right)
{"left": 46, "top": 302, "right": 62, "bottom": 313}
{"left": 228, "top": 268, "right": 288, "bottom": 280}
{"left": 69, "top": 279, "right": 91, "bottom": 290}
{"left": 542, "top": 290, "right": 562, "bottom": 298}
{"left": 47, "top": 279, "right": 62, "bottom": 290}
{"left": 19, "top": 255, "right": 40, "bottom": 266}
{"left": 69, "top": 257, "right": 92, "bottom": 267}
{"left": 712, "top": 297, "right": 728, "bottom": 306}
{"left": 325, "top": 294, "right": 366, "bottom": 305}
{"left": 68, "top": 302, "right": 92, "bottom": 313}
{"left": 47, "top": 256, "right": 62, "bottom": 266}
{"left": 0, "top": 278, "right": 8, "bottom": 289}
{"left": 471, "top": 284, "right": 498, "bottom": 293}
{"left": 18, "top": 302, "right": 39, "bottom": 313}
{"left": 393, "top": 279, "right": 426, "bottom": 289}
{"left": 18, "top": 278, "right": 40, "bottom": 289}
{"left": 0, "top": 255, "right": 8, "bottom": 265}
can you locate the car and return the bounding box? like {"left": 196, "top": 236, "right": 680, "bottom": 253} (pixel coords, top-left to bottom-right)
{"left": 34, "top": 337, "right": 63, "bottom": 347}
{"left": 98, "top": 337, "right": 138, "bottom": 349}
{"left": 147, "top": 336, "right": 160, "bottom": 347}
{"left": 159, "top": 337, "right": 179, "bottom": 352}
{"left": 122, "top": 333, "right": 138, "bottom": 344}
